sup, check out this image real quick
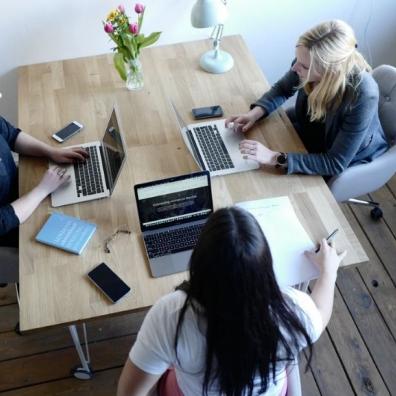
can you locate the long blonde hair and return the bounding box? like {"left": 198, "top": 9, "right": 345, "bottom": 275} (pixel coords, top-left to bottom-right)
{"left": 297, "top": 20, "right": 371, "bottom": 121}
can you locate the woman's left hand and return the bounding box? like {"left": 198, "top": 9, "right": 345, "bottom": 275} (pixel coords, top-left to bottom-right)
{"left": 49, "top": 147, "right": 89, "bottom": 164}
{"left": 239, "top": 140, "right": 278, "bottom": 166}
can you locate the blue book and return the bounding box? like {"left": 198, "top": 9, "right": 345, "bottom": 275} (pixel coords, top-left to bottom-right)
{"left": 36, "top": 212, "right": 97, "bottom": 255}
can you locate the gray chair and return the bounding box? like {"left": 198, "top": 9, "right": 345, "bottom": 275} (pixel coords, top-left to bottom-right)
{"left": 285, "top": 358, "right": 302, "bottom": 396}
{"left": 328, "top": 65, "right": 396, "bottom": 219}
{"left": 0, "top": 246, "right": 19, "bottom": 316}
{"left": 0, "top": 246, "right": 19, "bottom": 284}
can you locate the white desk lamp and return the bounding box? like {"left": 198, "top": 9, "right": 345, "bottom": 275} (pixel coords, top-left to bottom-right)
{"left": 191, "top": 0, "right": 234, "bottom": 73}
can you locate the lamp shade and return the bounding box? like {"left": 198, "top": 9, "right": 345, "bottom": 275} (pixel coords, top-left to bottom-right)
{"left": 191, "top": 0, "right": 228, "bottom": 28}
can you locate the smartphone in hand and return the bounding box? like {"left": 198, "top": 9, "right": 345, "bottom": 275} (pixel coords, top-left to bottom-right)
{"left": 52, "top": 121, "right": 83, "bottom": 143}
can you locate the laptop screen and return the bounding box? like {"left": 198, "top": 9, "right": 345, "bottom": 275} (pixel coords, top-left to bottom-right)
{"left": 134, "top": 171, "right": 213, "bottom": 231}
{"left": 102, "top": 109, "right": 126, "bottom": 194}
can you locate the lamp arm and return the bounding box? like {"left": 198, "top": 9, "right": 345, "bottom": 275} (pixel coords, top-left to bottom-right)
{"left": 210, "top": 24, "right": 224, "bottom": 58}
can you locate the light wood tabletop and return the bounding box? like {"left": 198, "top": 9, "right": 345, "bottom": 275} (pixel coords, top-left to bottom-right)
{"left": 18, "top": 35, "right": 367, "bottom": 332}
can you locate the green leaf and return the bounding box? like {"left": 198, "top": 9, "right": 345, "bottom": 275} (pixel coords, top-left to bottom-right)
{"left": 139, "top": 32, "right": 161, "bottom": 49}
{"left": 135, "top": 34, "right": 145, "bottom": 45}
{"left": 118, "top": 46, "right": 130, "bottom": 62}
{"left": 121, "top": 33, "right": 137, "bottom": 59}
{"left": 114, "top": 53, "right": 127, "bottom": 81}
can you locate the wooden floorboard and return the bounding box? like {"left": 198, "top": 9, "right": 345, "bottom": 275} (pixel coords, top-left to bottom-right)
{"left": 0, "top": 285, "right": 17, "bottom": 306}
{"left": 0, "top": 367, "right": 122, "bottom": 396}
{"left": 0, "top": 176, "right": 395, "bottom": 395}
{"left": 0, "top": 310, "right": 147, "bottom": 361}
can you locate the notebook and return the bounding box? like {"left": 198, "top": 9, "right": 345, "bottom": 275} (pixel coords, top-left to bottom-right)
{"left": 134, "top": 171, "right": 213, "bottom": 278}
{"left": 171, "top": 101, "right": 259, "bottom": 177}
{"left": 36, "top": 212, "right": 97, "bottom": 255}
{"left": 236, "top": 196, "right": 319, "bottom": 286}
{"left": 50, "top": 107, "right": 127, "bottom": 207}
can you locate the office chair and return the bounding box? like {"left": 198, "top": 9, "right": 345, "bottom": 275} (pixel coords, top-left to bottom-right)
{"left": 285, "top": 358, "right": 302, "bottom": 396}
{"left": 0, "top": 246, "right": 19, "bottom": 284}
{"left": 0, "top": 246, "right": 20, "bottom": 333}
{"left": 327, "top": 65, "right": 396, "bottom": 219}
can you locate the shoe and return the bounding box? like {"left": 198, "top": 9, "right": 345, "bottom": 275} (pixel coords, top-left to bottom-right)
{"left": 0, "top": 283, "right": 8, "bottom": 288}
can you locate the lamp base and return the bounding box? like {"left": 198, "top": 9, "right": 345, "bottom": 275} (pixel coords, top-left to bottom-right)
{"left": 199, "top": 49, "right": 234, "bottom": 74}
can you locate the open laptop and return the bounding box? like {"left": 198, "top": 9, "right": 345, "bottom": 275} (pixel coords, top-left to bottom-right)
{"left": 134, "top": 171, "right": 213, "bottom": 278}
{"left": 50, "top": 108, "right": 127, "bottom": 207}
{"left": 171, "top": 102, "right": 259, "bottom": 177}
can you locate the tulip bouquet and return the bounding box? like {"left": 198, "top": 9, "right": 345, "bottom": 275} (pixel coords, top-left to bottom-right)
{"left": 103, "top": 3, "right": 161, "bottom": 89}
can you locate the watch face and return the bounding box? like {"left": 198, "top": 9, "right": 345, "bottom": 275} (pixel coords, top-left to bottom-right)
{"left": 277, "top": 153, "right": 287, "bottom": 165}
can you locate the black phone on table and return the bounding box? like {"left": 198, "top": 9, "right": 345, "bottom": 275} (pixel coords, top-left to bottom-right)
{"left": 52, "top": 121, "right": 83, "bottom": 143}
{"left": 87, "top": 262, "right": 131, "bottom": 303}
{"left": 192, "top": 105, "right": 224, "bottom": 120}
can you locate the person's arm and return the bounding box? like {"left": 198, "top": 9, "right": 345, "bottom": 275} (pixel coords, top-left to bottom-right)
{"left": 225, "top": 65, "right": 299, "bottom": 134}
{"left": 117, "top": 359, "right": 161, "bottom": 396}
{"left": 252, "top": 68, "right": 300, "bottom": 117}
{"left": 117, "top": 293, "right": 182, "bottom": 396}
{"left": 11, "top": 167, "right": 70, "bottom": 224}
{"left": 14, "top": 132, "right": 88, "bottom": 163}
{"left": 287, "top": 79, "right": 378, "bottom": 176}
{"left": 305, "top": 239, "right": 347, "bottom": 327}
{"left": 225, "top": 106, "right": 267, "bottom": 133}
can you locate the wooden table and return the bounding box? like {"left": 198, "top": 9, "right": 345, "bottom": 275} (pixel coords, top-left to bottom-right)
{"left": 18, "top": 35, "right": 367, "bottom": 335}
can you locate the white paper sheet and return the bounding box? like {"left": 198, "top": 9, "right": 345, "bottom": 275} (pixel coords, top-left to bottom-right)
{"left": 236, "top": 196, "right": 319, "bottom": 287}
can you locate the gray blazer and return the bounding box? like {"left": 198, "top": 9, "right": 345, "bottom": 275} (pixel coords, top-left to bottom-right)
{"left": 253, "top": 68, "right": 389, "bottom": 176}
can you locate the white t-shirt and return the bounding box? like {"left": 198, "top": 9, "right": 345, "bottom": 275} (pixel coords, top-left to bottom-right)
{"left": 130, "top": 287, "right": 322, "bottom": 396}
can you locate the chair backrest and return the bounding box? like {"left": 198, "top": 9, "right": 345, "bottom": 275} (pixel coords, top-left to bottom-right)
{"left": 285, "top": 358, "right": 302, "bottom": 396}
{"left": 0, "top": 246, "right": 19, "bottom": 283}
{"left": 372, "top": 65, "right": 396, "bottom": 147}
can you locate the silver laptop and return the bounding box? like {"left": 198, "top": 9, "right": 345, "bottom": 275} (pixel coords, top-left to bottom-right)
{"left": 50, "top": 108, "right": 127, "bottom": 207}
{"left": 134, "top": 171, "right": 213, "bottom": 278}
{"left": 171, "top": 102, "right": 259, "bottom": 177}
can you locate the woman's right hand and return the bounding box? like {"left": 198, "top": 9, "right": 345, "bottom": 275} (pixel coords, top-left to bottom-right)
{"left": 305, "top": 239, "right": 347, "bottom": 280}
{"left": 225, "top": 107, "right": 266, "bottom": 134}
{"left": 36, "top": 167, "right": 71, "bottom": 196}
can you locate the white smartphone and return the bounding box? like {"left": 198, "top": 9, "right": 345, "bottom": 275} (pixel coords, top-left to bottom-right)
{"left": 87, "top": 262, "right": 131, "bottom": 303}
{"left": 52, "top": 121, "right": 83, "bottom": 143}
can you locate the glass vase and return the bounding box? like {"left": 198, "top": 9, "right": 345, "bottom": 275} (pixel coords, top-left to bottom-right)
{"left": 126, "top": 58, "right": 144, "bottom": 91}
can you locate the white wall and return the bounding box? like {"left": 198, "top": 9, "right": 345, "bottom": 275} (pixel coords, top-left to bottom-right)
{"left": 1, "top": 0, "right": 396, "bottom": 125}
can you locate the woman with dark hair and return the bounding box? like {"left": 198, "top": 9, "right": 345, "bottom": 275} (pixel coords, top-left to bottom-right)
{"left": 118, "top": 207, "right": 346, "bottom": 396}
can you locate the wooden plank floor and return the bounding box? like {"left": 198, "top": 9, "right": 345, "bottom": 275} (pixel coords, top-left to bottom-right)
{"left": 1, "top": 176, "right": 395, "bottom": 395}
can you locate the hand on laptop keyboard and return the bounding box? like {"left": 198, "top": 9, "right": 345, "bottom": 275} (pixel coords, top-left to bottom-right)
{"left": 49, "top": 147, "right": 89, "bottom": 164}
{"left": 37, "top": 167, "right": 71, "bottom": 196}
{"left": 225, "top": 106, "right": 266, "bottom": 133}
{"left": 239, "top": 140, "right": 278, "bottom": 166}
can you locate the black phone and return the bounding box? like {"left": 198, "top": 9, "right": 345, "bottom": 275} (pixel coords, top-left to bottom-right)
{"left": 52, "top": 121, "right": 83, "bottom": 143}
{"left": 192, "top": 105, "right": 224, "bottom": 120}
{"left": 87, "top": 262, "right": 131, "bottom": 303}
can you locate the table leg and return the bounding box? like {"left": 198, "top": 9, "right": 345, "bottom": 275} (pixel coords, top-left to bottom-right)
{"left": 68, "top": 323, "right": 93, "bottom": 380}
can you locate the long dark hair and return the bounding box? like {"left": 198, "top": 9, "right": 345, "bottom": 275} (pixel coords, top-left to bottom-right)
{"left": 174, "top": 207, "right": 313, "bottom": 396}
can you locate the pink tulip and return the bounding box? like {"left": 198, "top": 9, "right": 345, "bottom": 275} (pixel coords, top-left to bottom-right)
{"left": 118, "top": 4, "right": 125, "bottom": 13}
{"left": 104, "top": 23, "right": 114, "bottom": 33}
{"left": 129, "top": 23, "right": 139, "bottom": 34}
{"left": 134, "top": 3, "right": 145, "bottom": 13}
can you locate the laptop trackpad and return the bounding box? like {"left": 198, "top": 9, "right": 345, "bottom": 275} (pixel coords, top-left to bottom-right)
{"left": 150, "top": 250, "right": 192, "bottom": 278}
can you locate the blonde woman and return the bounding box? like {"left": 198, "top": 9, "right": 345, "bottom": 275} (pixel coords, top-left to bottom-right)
{"left": 226, "top": 20, "right": 389, "bottom": 176}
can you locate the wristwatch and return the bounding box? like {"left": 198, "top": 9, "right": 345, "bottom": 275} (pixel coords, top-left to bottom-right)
{"left": 275, "top": 152, "right": 288, "bottom": 169}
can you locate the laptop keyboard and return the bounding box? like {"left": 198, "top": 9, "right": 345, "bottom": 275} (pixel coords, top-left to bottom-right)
{"left": 193, "top": 125, "right": 235, "bottom": 171}
{"left": 74, "top": 146, "right": 105, "bottom": 197}
{"left": 144, "top": 223, "right": 204, "bottom": 259}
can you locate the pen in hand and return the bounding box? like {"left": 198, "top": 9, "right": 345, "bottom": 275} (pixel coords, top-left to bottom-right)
{"left": 315, "top": 228, "right": 339, "bottom": 253}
